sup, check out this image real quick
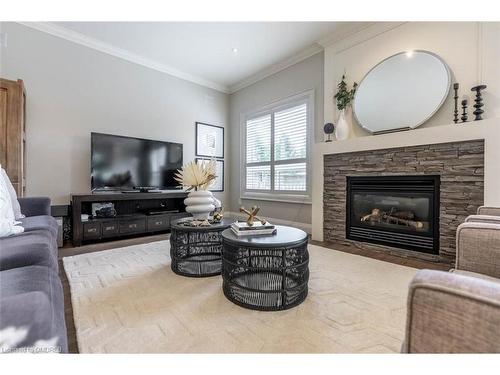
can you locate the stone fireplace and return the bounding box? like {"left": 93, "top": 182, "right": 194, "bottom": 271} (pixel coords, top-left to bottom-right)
{"left": 323, "top": 140, "right": 484, "bottom": 263}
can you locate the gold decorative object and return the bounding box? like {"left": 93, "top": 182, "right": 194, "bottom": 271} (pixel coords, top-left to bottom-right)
{"left": 212, "top": 206, "right": 224, "bottom": 223}
{"left": 239, "top": 206, "right": 266, "bottom": 226}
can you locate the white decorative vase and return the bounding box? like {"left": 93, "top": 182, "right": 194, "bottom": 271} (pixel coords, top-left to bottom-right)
{"left": 335, "top": 108, "right": 351, "bottom": 141}
{"left": 184, "top": 190, "right": 215, "bottom": 220}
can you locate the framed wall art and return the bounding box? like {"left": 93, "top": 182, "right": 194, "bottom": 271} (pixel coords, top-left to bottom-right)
{"left": 196, "top": 158, "right": 224, "bottom": 192}
{"left": 195, "top": 122, "right": 224, "bottom": 158}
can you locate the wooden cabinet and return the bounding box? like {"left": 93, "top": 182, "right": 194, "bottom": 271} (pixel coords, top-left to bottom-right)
{"left": 71, "top": 192, "right": 189, "bottom": 246}
{"left": 0, "top": 78, "right": 26, "bottom": 196}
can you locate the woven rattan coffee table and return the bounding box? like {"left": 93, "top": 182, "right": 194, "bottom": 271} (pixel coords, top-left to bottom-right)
{"left": 170, "top": 218, "right": 234, "bottom": 277}
{"left": 221, "top": 225, "right": 309, "bottom": 311}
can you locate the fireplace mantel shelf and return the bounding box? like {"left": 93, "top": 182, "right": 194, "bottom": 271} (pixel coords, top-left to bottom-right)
{"left": 312, "top": 118, "right": 500, "bottom": 244}
{"left": 314, "top": 118, "right": 499, "bottom": 156}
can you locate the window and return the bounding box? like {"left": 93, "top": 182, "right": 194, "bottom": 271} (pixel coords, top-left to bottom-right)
{"left": 241, "top": 91, "right": 313, "bottom": 203}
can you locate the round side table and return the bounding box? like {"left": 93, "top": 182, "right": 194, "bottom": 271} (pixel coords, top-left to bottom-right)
{"left": 221, "top": 225, "right": 309, "bottom": 311}
{"left": 170, "top": 218, "right": 234, "bottom": 277}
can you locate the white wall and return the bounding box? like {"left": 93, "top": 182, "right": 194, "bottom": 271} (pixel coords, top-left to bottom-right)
{"left": 0, "top": 22, "right": 229, "bottom": 205}
{"left": 228, "top": 52, "right": 324, "bottom": 227}
{"left": 324, "top": 22, "right": 500, "bottom": 136}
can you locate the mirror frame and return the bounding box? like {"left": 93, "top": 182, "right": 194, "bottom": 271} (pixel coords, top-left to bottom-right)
{"left": 352, "top": 50, "right": 452, "bottom": 134}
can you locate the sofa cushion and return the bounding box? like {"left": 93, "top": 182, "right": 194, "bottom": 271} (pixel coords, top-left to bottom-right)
{"left": 0, "top": 230, "right": 58, "bottom": 267}
{"left": 0, "top": 238, "right": 57, "bottom": 271}
{"left": 19, "top": 215, "right": 58, "bottom": 239}
{"left": 0, "top": 292, "right": 64, "bottom": 353}
{"left": 0, "top": 216, "right": 57, "bottom": 252}
{"left": 0, "top": 266, "right": 67, "bottom": 352}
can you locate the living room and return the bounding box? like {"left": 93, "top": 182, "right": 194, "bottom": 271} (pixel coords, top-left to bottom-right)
{"left": 1, "top": 0, "right": 500, "bottom": 371}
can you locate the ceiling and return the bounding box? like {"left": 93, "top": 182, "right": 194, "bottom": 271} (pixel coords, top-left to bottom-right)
{"left": 41, "top": 22, "right": 365, "bottom": 93}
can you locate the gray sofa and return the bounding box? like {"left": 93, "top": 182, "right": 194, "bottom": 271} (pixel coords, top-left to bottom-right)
{"left": 0, "top": 197, "right": 67, "bottom": 353}
{"left": 403, "top": 206, "right": 500, "bottom": 353}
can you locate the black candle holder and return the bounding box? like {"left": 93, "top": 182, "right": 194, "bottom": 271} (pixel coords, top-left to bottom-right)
{"left": 453, "top": 83, "right": 459, "bottom": 124}
{"left": 461, "top": 99, "right": 468, "bottom": 123}
{"left": 471, "top": 85, "right": 487, "bottom": 121}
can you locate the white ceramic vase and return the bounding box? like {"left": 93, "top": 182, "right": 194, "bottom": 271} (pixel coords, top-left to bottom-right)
{"left": 184, "top": 190, "right": 215, "bottom": 220}
{"left": 335, "top": 108, "right": 351, "bottom": 141}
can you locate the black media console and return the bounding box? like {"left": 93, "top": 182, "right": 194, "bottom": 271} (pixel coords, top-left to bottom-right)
{"left": 71, "top": 192, "right": 189, "bottom": 246}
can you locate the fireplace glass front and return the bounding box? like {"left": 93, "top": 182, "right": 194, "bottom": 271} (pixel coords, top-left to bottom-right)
{"left": 346, "top": 176, "right": 440, "bottom": 254}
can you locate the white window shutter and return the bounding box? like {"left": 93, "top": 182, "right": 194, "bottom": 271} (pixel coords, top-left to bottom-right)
{"left": 246, "top": 114, "right": 271, "bottom": 163}
{"left": 274, "top": 103, "right": 307, "bottom": 161}
{"left": 243, "top": 93, "right": 311, "bottom": 198}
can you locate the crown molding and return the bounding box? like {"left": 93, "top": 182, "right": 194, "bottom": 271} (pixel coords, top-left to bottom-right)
{"left": 228, "top": 22, "right": 404, "bottom": 94}
{"left": 227, "top": 43, "right": 323, "bottom": 94}
{"left": 316, "top": 22, "right": 375, "bottom": 47}
{"left": 17, "top": 22, "right": 230, "bottom": 93}
{"left": 16, "top": 22, "right": 409, "bottom": 97}
{"left": 320, "top": 22, "right": 407, "bottom": 54}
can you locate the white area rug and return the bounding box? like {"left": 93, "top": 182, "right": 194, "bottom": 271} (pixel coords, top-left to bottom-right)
{"left": 63, "top": 240, "right": 417, "bottom": 353}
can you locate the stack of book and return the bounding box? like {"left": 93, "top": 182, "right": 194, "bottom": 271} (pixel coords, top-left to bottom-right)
{"left": 231, "top": 221, "right": 276, "bottom": 236}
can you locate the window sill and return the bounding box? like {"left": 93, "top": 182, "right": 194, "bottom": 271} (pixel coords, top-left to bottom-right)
{"left": 240, "top": 193, "right": 312, "bottom": 205}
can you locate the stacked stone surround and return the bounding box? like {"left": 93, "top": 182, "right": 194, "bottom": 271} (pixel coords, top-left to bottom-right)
{"left": 323, "top": 140, "right": 484, "bottom": 264}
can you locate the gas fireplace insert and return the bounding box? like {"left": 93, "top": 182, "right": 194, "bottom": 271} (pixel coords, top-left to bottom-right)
{"left": 346, "top": 175, "right": 440, "bottom": 254}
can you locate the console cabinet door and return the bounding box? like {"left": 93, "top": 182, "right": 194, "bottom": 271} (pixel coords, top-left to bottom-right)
{"left": 101, "top": 221, "right": 119, "bottom": 237}
{"left": 119, "top": 219, "right": 146, "bottom": 234}
{"left": 147, "top": 215, "right": 171, "bottom": 232}
{"left": 83, "top": 222, "right": 101, "bottom": 240}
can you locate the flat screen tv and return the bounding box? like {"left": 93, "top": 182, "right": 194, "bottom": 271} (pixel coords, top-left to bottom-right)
{"left": 91, "top": 132, "right": 183, "bottom": 191}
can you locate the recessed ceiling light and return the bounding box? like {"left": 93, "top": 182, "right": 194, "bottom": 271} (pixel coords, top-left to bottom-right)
{"left": 406, "top": 50, "right": 414, "bottom": 58}
{"left": 232, "top": 47, "right": 239, "bottom": 54}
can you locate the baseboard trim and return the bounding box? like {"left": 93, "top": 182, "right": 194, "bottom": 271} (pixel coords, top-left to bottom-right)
{"left": 225, "top": 211, "right": 312, "bottom": 234}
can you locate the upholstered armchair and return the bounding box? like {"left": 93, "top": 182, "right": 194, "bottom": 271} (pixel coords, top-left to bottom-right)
{"left": 402, "top": 206, "right": 500, "bottom": 353}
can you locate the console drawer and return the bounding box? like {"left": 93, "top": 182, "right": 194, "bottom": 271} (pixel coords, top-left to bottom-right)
{"left": 147, "top": 215, "right": 170, "bottom": 232}
{"left": 83, "top": 222, "right": 101, "bottom": 240}
{"left": 101, "top": 221, "right": 119, "bottom": 237}
{"left": 119, "top": 218, "right": 146, "bottom": 234}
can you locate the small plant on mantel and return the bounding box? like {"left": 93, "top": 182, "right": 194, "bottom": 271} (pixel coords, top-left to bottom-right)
{"left": 333, "top": 74, "right": 358, "bottom": 141}
{"left": 334, "top": 74, "right": 358, "bottom": 110}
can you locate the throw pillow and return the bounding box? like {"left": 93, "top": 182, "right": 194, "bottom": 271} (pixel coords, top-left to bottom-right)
{"left": 0, "top": 168, "right": 24, "bottom": 220}
{"left": 0, "top": 218, "right": 24, "bottom": 237}
{"left": 0, "top": 168, "right": 16, "bottom": 223}
{"left": 0, "top": 168, "right": 23, "bottom": 237}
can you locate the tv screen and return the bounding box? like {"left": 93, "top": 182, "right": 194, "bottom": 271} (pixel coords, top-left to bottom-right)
{"left": 91, "top": 132, "right": 183, "bottom": 191}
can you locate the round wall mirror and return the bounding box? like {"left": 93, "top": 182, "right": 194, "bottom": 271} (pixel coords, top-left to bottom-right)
{"left": 353, "top": 50, "right": 451, "bottom": 134}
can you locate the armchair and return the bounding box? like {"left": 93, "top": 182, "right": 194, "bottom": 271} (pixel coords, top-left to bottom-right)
{"left": 403, "top": 206, "right": 500, "bottom": 353}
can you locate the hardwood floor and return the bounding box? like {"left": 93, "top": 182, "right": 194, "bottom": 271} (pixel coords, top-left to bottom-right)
{"left": 310, "top": 240, "right": 451, "bottom": 271}
{"left": 59, "top": 234, "right": 449, "bottom": 353}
